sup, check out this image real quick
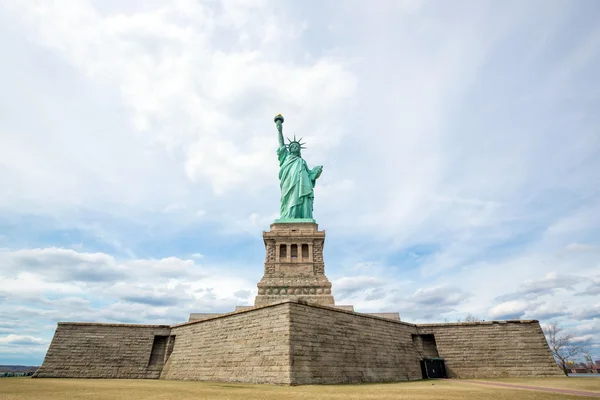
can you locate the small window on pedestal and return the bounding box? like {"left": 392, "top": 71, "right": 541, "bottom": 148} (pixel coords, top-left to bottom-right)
{"left": 291, "top": 244, "right": 298, "bottom": 259}
{"left": 302, "top": 244, "right": 309, "bottom": 259}
{"left": 280, "top": 244, "right": 287, "bottom": 259}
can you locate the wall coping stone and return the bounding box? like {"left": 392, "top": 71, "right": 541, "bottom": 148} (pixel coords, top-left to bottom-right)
{"left": 418, "top": 320, "right": 539, "bottom": 327}
{"left": 56, "top": 322, "right": 171, "bottom": 328}
{"left": 172, "top": 299, "right": 296, "bottom": 328}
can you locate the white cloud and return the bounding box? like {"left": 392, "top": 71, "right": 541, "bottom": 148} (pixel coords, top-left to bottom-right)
{"left": 409, "top": 286, "right": 470, "bottom": 307}
{"left": 571, "top": 304, "right": 600, "bottom": 321}
{"left": 488, "top": 301, "right": 529, "bottom": 320}
{"left": 523, "top": 302, "right": 568, "bottom": 320}
{"left": 0, "top": 247, "right": 255, "bottom": 329}
{"left": 0, "top": 331, "right": 50, "bottom": 359}
{"left": 331, "top": 275, "right": 471, "bottom": 320}
{"left": 1, "top": 0, "right": 356, "bottom": 213}
{"left": 577, "top": 280, "right": 600, "bottom": 297}
{"left": 0, "top": 274, "right": 84, "bottom": 299}
{"left": 571, "top": 334, "right": 595, "bottom": 344}
{"left": 0, "top": 248, "right": 125, "bottom": 283}
{"left": 495, "top": 272, "right": 585, "bottom": 301}
{"left": 0, "top": 334, "right": 48, "bottom": 346}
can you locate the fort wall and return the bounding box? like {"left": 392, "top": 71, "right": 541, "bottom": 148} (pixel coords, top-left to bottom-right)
{"left": 33, "top": 301, "right": 562, "bottom": 383}
{"left": 417, "top": 320, "right": 563, "bottom": 378}
{"left": 163, "top": 302, "right": 292, "bottom": 384}
{"left": 288, "top": 302, "right": 422, "bottom": 384}
{"left": 33, "top": 323, "right": 171, "bottom": 379}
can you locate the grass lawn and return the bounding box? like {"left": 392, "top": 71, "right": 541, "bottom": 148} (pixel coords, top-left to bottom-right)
{"left": 490, "top": 376, "right": 600, "bottom": 392}
{"left": 1, "top": 377, "right": 599, "bottom": 400}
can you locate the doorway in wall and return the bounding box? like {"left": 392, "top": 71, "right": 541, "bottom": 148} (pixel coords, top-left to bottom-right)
{"left": 420, "top": 358, "right": 447, "bottom": 379}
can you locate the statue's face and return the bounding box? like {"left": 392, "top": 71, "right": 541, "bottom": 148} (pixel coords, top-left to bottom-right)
{"left": 289, "top": 143, "right": 300, "bottom": 155}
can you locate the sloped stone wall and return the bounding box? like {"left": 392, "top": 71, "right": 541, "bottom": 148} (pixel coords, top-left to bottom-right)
{"left": 163, "top": 302, "right": 292, "bottom": 384}
{"left": 288, "top": 302, "right": 422, "bottom": 384}
{"left": 33, "top": 323, "right": 171, "bottom": 378}
{"left": 417, "top": 320, "right": 563, "bottom": 378}
{"left": 33, "top": 301, "right": 562, "bottom": 383}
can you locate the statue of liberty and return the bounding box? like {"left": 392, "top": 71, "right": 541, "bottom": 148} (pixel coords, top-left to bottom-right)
{"left": 274, "top": 114, "right": 323, "bottom": 220}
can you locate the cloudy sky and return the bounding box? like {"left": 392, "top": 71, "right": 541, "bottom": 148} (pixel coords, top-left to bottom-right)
{"left": 1, "top": 0, "right": 599, "bottom": 365}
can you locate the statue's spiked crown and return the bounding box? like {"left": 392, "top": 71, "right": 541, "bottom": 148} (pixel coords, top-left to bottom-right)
{"left": 287, "top": 134, "right": 306, "bottom": 150}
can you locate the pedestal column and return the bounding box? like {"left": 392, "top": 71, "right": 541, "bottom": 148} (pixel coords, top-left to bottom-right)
{"left": 255, "top": 222, "right": 334, "bottom": 307}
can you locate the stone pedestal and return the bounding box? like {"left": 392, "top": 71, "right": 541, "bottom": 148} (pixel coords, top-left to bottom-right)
{"left": 254, "top": 222, "right": 335, "bottom": 306}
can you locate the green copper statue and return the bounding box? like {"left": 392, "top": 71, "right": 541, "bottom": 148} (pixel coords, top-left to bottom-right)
{"left": 274, "top": 114, "right": 323, "bottom": 221}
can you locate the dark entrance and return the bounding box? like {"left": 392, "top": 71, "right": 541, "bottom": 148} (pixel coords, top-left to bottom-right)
{"left": 420, "top": 357, "right": 447, "bottom": 379}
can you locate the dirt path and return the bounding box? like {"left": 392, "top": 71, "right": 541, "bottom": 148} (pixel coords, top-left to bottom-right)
{"left": 460, "top": 380, "right": 600, "bottom": 398}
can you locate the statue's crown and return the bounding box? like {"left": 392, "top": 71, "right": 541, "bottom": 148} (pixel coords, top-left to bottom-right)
{"left": 287, "top": 134, "right": 306, "bottom": 150}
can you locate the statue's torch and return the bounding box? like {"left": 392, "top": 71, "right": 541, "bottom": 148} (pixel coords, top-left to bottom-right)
{"left": 274, "top": 114, "right": 284, "bottom": 134}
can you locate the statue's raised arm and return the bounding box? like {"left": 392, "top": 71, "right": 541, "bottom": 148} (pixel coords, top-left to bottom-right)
{"left": 275, "top": 114, "right": 285, "bottom": 148}
{"left": 273, "top": 114, "right": 323, "bottom": 222}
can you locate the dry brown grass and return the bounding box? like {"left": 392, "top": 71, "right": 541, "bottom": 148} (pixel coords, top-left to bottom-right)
{"left": 490, "top": 376, "right": 600, "bottom": 392}
{"left": 0, "top": 377, "right": 597, "bottom": 400}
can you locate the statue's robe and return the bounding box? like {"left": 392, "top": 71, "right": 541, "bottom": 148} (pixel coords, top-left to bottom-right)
{"left": 277, "top": 146, "right": 318, "bottom": 219}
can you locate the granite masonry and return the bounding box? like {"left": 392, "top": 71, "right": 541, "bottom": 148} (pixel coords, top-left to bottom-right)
{"left": 35, "top": 300, "right": 562, "bottom": 383}
{"left": 34, "top": 323, "right": 172, "bottom": 379}
{"left": 34, "top": 221, "right": 562, "bottom": 383}
{"left": 255, "top": 222, "right": 334, "bottom": 306}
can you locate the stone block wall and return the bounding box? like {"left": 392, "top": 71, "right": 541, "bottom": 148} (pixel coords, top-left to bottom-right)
{"left": 256, "top": 223, "right": 334, "bottom": 307}
{"left": 288, "top": 302, "right": 422, "bottom": 384}
{"left": 411, "top": 334, "right": 439, "bottom": 358}
{"left": 163, "top": 302, "right": 292, "bottom": 384}
{"left": 33, "top": 301, "right": 562, "bottom": 383}
{"left": 33, "top": 323, "right": 171, "bottom": 379}
{"left": 417, "top": 320, "right": 563, "bottom": 378}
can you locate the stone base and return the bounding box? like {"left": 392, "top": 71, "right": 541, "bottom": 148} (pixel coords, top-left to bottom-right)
{"left": 255, "top": 278, "right": 334, "bottom": 306}
{"left": 255, "top": 221, "right": 335, "bottom": 307}
{"left": 254, "top": 294, "right": 334, "bottom": 307}
{"left": 35, "top": 300, "right": 563, "bottom": 383}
